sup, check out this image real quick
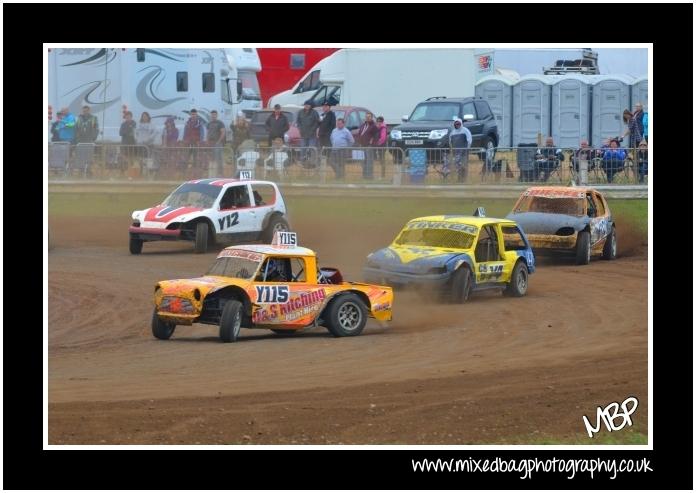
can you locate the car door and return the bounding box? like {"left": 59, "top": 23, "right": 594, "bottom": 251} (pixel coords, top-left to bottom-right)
{"left": 473, "top": 224, "right": 506, "bottom": 284}
{"left": 213, "top": 184, "right": 257, "bottom": 235}
{"left": 589, "top": 191, "right": 611, "bottom": 244}
{"left": 462, "top": 101, "right": 483, "bottom": 147}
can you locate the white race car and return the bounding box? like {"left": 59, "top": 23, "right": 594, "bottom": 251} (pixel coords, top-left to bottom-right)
{"left": 129, "top": 178, "right": 290, "bottom": 254}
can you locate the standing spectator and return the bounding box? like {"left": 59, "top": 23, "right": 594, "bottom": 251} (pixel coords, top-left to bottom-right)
{"left": 136, "top": 112, "right": 157, "bottom": 172}
{"left": 636, "top": 139, "right": 648, "bottom": 184}
{"left": 641, "top": 104, "right": 648, "bottom": 143}
{"left": 375, "top": 115, "right": 388, "bottom": 176}
{"left": 161, "top": 116, "right": 180, "bottom": 171}
{"left": 534, "top": 137, "right": 564, "bottom": 182}
{"left": 206, "top": 110, "right": 226, "bottom": 175}
{"left": 56, "top": 107, "right": 76, "bottom": 143}
{"left": 50, "top": 112, "right": 62, "bottom": 142}
{"left": 622, "top": 103, "right": 645, "bottom": 151}
{"left": 317, "top": 101, "right": 336, "bottom": 157}
{"left": 232, "top": 111, "right": 250, "bottom": 151}
{"left": 183, "top": 108, "right": 205, "bottom": 168}
{"left": 440, "top": 117, "right": 471, "bottom": 182}
{"left": 119, "top": 111, "right": 136, "bottom": 169}
{"left": 357, "top": 111, "right": 380, "bottom": 179}
{"left": 75, "top": 105, "right": 99, "bottom": 143}
{"left": 601, "top": 138, "right": 626, "bottom": 183}
{"left": 329, "top": 118, "right": 354, "bottom": 179}
{"left": 296, "top": 100, "right": 320, "bottom": 165}
{"left": 265, "top": 104, "right": 289, "bottom": 147}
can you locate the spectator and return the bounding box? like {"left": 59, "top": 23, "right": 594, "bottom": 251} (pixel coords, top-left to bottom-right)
{"left": 75, "top": 105, "right": 99, "bottom": 143}
{"left": 642, "top": 104, "right": 648, "bottom": 143}
{"left": 50, "top": 112, "right": 62, "bottom": 142}
{"left": 296, "top": 100, "right": 320, "bottom": 165}
{"left": 357, "top": 111, "right": 380, "bottom": 179}
{"left": 56, "top": 107, "right": 76, "bottom": 143}
{"left": 329, "top": 118, "right": 355, "bottom": 179}
{"left": 375, "top": 115, "right": 388, "bottom": 175}
{"left": 207, "top": 110, "right": 226, "bottom": 174}
{"left": 440, "top": 117, "right": 472, "bottom": 182}
{"left": 570, "top": 139, "right": 602, "bottom": 185}
{"left": 231, "top": 111, "right": 250, "bottom": 151}
{"left": 317, "top": 101, "right": 336, "bottom": 157}
{"left": 161, "top": 116, "right": 180, "bottom": 171}
{"left": 183, "top": 108, "right": 205, "bottom": 168}
{"left": 535, "top": 137, "right": 564, "bottom": 182}
{"left": 622, "top": 103, "right": 645, "bottom": 151}
{"left": 119, "top": 111, "right": 136, "bottom": 146}
{"left": 265, "top": 104, "right": 290, "bottom": 147}
{"left": 636, "top": 139, "right": 648, "bottom": 184}
{"left": 136, "top": 111, "right": 157, "bottom": 149}
{"left": 601, "top": 138, "right": 626, "bottom": 183}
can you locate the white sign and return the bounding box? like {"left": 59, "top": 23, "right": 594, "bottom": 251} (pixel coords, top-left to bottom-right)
{"left": 272, "top": 231, "right": 297, "bottom": 246}
{"left": 239, "top": 170, "right": 254, "bottom": 180}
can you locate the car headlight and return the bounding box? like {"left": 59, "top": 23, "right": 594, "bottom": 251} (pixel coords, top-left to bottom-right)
{"left": 390, "top": 129, "right": 402, "bottom": 140}
{"left": 131, "top": 210, "right": 141, "bottom": 220}
{"left": 429, "top": 129, "right": 449, "bottom": 140}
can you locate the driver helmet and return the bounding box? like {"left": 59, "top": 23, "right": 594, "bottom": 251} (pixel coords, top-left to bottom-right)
{"left": 266, "top": 259, "right": 283, "bottom": 280}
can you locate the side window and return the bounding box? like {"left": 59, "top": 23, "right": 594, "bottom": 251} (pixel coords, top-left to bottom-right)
{"left": 462, "top": 102, "right": 476, "bottom": 119}
{"left": 475, "top": 225, "right": 501, "bottom": 262}
{"left": 250, "top": 184, "right": 276, "bottom": 207}
{"left": 290, "top": 53, "right": 305, "bottom": 70}
{"left": 256, "top": 257, "right": 304, "bottom": 282}
{"left": 219, "top": 185, "right": 250, "bottom": 210}
{"left": 586, "top": 195, "right": 597, "bottom": 218}
{"left": 309, "top": 70, "right": 321, "bottom": 91}
{"left": 136, "top": 48, "right": 145, "bottom": 62}
{"left": 347, "top": 111, "right": 361, "bottom": 130}
{"left": 290, "top": 258, "right": 306, "bottom": 282}
{"left": 176, "top": 72, "right": 188, "bottom": 92}
{"left": 357, "top": 110, "right": 367, "bottom": 123}
{"left": 502, "top": 226, "right": 527, "bottom": 251}
{"left": 593, "top": 193, "right": 606, "bottom": 216}
{"left": 310, "top": 86, "right": 328, "bottom": 106}
{"left": 475, "top": 101, "right": 492, "bottom": 119}
{"left": 202, "top": 73, "right": 215, "bottom": 93}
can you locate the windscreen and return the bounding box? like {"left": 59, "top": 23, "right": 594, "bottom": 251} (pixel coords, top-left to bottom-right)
{"left": 162, "top": 183, "right": 220, "bottom": 209}
{"left": 513, "top": 196, "right": 584, "bottom": 216}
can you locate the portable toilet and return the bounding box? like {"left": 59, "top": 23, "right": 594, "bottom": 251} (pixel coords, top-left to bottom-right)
{"left": 631, "top": 75, "right": 648, "bottom": 111}
{"left": 589, "top": 74, "right": 633, "bottom": 147}
{"left": 512, "top": 75, "right": 551, "bottom": 146}
{"left": 551, "top": 75, "right": 590, "bottom": 148}
{"left": 475, "top": 74, "right": 515, "bottom": 148}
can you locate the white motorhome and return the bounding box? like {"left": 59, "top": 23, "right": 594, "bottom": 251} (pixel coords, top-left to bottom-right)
{"left": 268, "top": 48, "right": 477, "bottom": 126}
{"left": 224, "top": 48, "right": 262, "bottom": 117}
{"left": 48, "top": 48, "right": 246, "bottom": 141}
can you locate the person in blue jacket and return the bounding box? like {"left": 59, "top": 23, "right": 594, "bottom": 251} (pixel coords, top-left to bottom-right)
{"left": 601, "top": 138, "right": 627, "bottom": 183}
{"left": 56, "top": 107, "right": 76, "bottom": 143}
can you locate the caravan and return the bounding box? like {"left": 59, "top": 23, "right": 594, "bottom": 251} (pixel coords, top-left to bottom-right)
{"left": 48, "top": 48, "right": 250, "bottom": 141}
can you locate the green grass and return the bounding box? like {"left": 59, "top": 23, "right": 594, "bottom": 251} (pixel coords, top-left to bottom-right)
{"left": 504, "top": 429, "right": 648, "bottom": 446}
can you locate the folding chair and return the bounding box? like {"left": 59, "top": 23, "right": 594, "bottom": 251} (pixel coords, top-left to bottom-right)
{"left": 48, "top": 142, "right": 70, "bottom": 176}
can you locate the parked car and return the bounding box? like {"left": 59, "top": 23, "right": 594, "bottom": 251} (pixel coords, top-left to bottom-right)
{"left": 129, "top": 178, "right": 290, "bottom": 254}
{"left": 363, "top": 209, "right": 535, "bottom": 302}
{"left": 506, "top": 186, "right": 617, "bottom": 265}
{"left": 151, "top": 233, "right": 394, "bottom": 342}
{"left": 389, "top": 96, "right": 499, "bottom": 164}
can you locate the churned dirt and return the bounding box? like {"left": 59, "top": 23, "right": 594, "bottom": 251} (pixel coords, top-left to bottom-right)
{"left": 48, "top": 212, "right": 648, "bottom": 444}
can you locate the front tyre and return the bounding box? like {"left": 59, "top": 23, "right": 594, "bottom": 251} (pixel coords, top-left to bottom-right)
{"left": 219, "top": 300, "right": 243, "bottom": 342}
{"left": 325, "top": 293, "right": 367, "bottom": 337}
{"left": 575, "top": 231, "right": 591, "bottom": 265}
{"left": 130, "top": 237, "right": 143, "bottom": 254}
{"left": 503, "top": 261, "right": 529, "bottom": 297}
{"left": 194, "top": 222, "right": 208, "bottom": 254}
{"left": 448, "top": 266, "right": 472, "bottom": 303}
{"left": 262, "top": 215, "right": 290, "bottom": 243}
{"left": 151, "top": 308, "right": 176, "bottom": 340}
{"left": 601, "top": 226, "right": 617, "bottom": 260}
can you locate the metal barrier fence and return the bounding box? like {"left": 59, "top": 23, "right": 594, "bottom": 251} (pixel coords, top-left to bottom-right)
{"left": 47, "top": 143, "right": 648, "bottom": 185}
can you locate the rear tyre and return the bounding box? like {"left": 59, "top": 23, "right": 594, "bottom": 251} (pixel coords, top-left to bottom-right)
{"left": 262, "top": 215, "right": 290, "bottom": 243}
{"left": 503, "top": 261, "right": 529, "bottom": 297}
{"left": 601, "top": 226, "right": 617, "bottom": 260}
{"left": 325, "top": 293, "right": 367, "bottom": 337}
{"left": 151, "top": 308, "right": 176, "bottom": 340}
{"left": 575, "top": 231, "right": 591, "bottom": 265}
{"left": 194, "top": 222, "right": 208, "bottom": 254}
{"left": 448, "top": 266, "right": 472, "bottom": 303}
{"left": 219, "top": 300, "right": 243, "bottom": 343}
{"left": 129, "top": 237, "right": 143, "bottom": 254}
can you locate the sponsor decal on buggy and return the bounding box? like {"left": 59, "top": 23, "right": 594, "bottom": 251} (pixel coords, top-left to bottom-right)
{"left": 252, "top": 288, "right": 327, "bottom": 323}
{"left": 218, "top": 211, "right": 240, "bottom": 231}
{"left": 372, "top": 301, "right": 392, "bottom": 312}
{"left": 255, "top": 285, "right": 290, "bottom": 304}
{"left": 524, "top": 188, "right": 585, "bottom": 199}
{"left": 218, "top": 249, "right": 263, "bottom": 261}
{"left": 478, "top": 263, "right": 504, "bottom": 281}
{"left": 405, "top": 221, "right": 477, "bottom": 235}
{"left": 592, "top": 217, "right": 610, "bottom": 239}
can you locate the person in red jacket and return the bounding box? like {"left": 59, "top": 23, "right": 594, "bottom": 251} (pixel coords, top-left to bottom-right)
{"left": 357, "top": 112, "right": 380, "bottom": 179}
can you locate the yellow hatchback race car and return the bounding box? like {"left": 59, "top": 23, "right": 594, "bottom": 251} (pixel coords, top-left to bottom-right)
{"left": 363, "top": 209, "right": 535, "bottom": 302}
{"left": 152, "top": 233, "right": 393, "bottom": 342}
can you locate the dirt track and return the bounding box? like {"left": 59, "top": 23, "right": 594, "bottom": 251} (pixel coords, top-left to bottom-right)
{"left": 48, "top": 214, "right": 648, "bottom": 444}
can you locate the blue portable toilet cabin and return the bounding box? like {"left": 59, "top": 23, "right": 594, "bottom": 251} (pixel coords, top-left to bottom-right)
{"left": 589, "top": 74, "right": 633, "bottom": 147}
{"left": 550, "top": 75, "right": 591, "bottom": 148}
{"left": 475, "top": 74, "right": 516, "bottom": 148}
{"left": 631, "top": 75, "right": 648, "bottom": 112}
{"left": 512, "top": 75, "right": 551, "bottom": 146}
